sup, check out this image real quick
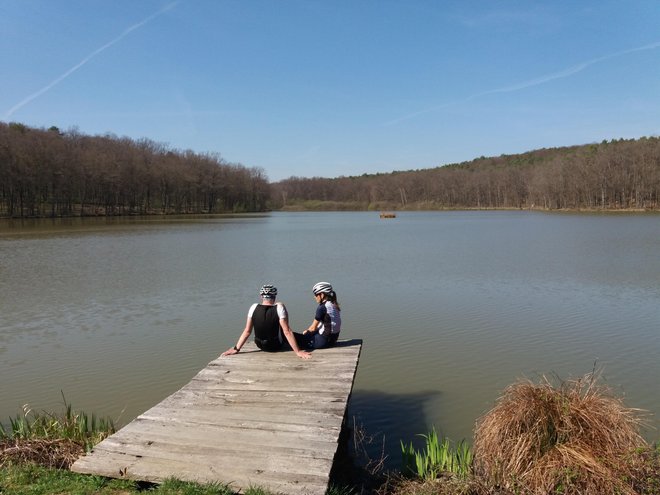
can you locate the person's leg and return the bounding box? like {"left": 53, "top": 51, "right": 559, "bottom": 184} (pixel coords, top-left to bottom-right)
{"left": 283, "top": 331, "right": 314, "bottom": 350}
{"left": 311, "top": 332, "right": 329, "bottom": 349}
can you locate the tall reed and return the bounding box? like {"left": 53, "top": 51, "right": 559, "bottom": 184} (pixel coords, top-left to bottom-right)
{"left": 400, "top": 427, "right": 473, "bottom": 480}
{"left": 0, "top": 395, "right": 115, "bottom": 451}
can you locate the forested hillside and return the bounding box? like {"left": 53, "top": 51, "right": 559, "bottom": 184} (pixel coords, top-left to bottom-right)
{"left": 272, "top": 138, "right": 660, "bottom": 211}
{"left": 2, "top": 122, "right": 659, "bottom": 217}
{"left": 0, "top": 122, "right": 269, "bottom": 217}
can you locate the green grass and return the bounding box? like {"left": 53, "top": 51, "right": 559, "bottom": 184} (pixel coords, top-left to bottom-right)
{"left": 0, "top": 464, "right": 235, "bottom": 494}
{"left": 0, "top": 463, "right": 138, "bottom": 494}
{"left": 278, "top": 199, "right": 367, "bottom": 211}
{"left": 0, "top": 464, "right": 357, "bottom": 495}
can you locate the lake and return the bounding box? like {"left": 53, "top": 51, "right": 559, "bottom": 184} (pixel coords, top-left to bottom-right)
{"left": 1, "top": 211, "right": 659, "bottom": 468}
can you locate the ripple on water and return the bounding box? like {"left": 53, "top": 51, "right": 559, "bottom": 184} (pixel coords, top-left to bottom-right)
{"left": 2, "top": 212, "right": 659, "bottom": 460}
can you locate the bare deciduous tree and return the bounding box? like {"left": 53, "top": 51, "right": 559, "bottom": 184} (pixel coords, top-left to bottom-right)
{"left": 0, "top": 123, "right": 269, "bottom": 217}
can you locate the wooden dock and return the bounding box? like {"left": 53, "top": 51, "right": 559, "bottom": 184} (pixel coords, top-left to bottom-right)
{"left": 71, "top": 339, "right": 362, "bottom": 495}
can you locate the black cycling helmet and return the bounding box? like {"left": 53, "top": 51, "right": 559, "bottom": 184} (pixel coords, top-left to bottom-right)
{"left": 259, "top": 284, "right": 278, "bottom": 298}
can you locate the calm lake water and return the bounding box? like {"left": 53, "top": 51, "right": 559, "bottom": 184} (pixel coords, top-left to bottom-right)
{"left": 1, "top": 211, "right": 659, "bottom": 467}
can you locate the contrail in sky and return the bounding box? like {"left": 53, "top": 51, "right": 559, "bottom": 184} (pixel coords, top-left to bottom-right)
{"left": 4, "top": 1, "right": 179, "bottom": 120}
{"left": 385, "top": 40, "right": 660, "bottom": 126}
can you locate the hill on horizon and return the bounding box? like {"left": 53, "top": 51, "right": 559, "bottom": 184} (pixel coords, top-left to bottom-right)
{"left": 271, "top": 136, "right": 660, "bottom": 211}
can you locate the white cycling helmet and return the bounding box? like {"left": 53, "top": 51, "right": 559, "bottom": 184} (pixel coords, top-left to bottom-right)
{"left": 259, "top": 284, "right": 278, "bottom": 298}
{"left": 312, "top": 282, "right": 333, "bottom": 295}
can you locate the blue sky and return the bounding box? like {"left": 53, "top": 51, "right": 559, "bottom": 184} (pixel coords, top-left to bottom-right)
{"left": 2, "top": 1, "right": 659, "bottom": 181}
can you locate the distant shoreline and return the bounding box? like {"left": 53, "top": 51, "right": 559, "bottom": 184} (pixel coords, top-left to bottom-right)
{"left": 1, "top": 205, "right": 658, "bottom": 220}
{"left": 277, "top": 203, "right": 659, "bottom": 213}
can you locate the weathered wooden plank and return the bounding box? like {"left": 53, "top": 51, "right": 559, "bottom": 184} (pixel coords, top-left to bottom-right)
{"left": 193, "top": 369, "right": 357, "bottom": 385}
{"left": 72, "top": 339, "right": 362, "bottom": 495}
{"left": 73, "top": 449, "right": 331, "bottom": 495}
{"left": 137, "top": 407, "right": 345, "bottom": 433}
{"left": 135, "top": 410, "right": 344, "bottom": 437}
{"left": 103, "top": 419, "right": 341, "bottom": 455}
{"left": 206, "top": 355, "right": 361, "bottom": 369}
{"left": 164, "top": 388, "right": 351, "bottom": 408}
{"left": 186, "top": 378, "right": 354, "bottom": 390}
{"left": 90, "top": 437, "right": 336, "bottom": 474}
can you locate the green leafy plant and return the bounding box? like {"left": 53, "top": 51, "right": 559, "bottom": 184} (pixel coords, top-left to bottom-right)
{"left": 400, "top": 427, "right": 473, "bottom": 480}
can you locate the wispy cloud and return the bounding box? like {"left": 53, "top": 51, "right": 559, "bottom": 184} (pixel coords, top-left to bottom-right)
{"left": 385, "top": 40, "right": 660, "bottom": 126}
{"left": 3, "top": 1, "right": 179, "bottom": 120}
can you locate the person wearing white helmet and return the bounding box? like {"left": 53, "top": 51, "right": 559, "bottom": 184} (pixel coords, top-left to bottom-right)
{"left": 304, "top": 281, "right": 342, "bottom": 348}
{"left": 222, "top": 284, "right": 311, "bottom": 359}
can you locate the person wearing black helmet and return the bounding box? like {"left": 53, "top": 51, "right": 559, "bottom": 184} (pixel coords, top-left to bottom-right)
{"left": 221, "top": 284, "right": 311, "bottom": 359}
{"left": 303, "top": 281, "right": 342, "bottom": 349}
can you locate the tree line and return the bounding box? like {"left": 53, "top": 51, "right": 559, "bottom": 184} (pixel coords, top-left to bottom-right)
{"left": 0, "top": 122, "right": 269, "bottom": 217}
{"left": 2, "top": 121, "right": 658, "bottom": 217}
{"left": 271, "top": 137, "right": 660, "bottom": 211}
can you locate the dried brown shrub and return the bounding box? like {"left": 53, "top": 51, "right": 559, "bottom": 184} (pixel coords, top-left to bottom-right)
{"left": 473, "top": 373, "right": 647, "bottom": 495}
{"left": 0, "top": 438, "right": 83, "bottom": 469}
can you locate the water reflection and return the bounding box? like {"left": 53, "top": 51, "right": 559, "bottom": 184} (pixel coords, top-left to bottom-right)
{"left": 348, "top": 389, "right": 441, "bottom": 470}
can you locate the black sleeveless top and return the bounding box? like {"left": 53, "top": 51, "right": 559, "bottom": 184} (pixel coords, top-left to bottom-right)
{"left": 252, "top": 304, "right": 283, "bottom": 351}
